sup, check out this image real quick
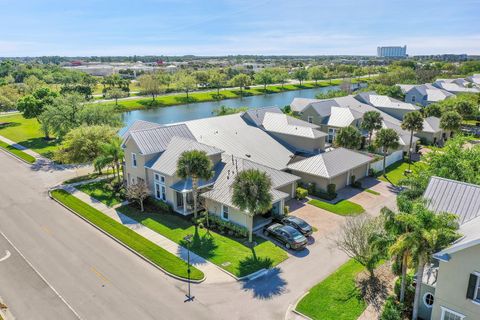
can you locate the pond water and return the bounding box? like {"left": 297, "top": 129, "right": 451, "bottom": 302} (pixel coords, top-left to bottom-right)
{"left": 121, "top": 83, "right": 364, "bottom": 129}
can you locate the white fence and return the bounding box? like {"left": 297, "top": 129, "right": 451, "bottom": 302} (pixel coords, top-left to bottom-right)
{"left": 369, "top": 150, "right": 404, "bottom": 172}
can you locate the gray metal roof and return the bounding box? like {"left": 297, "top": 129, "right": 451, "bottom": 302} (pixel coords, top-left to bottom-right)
{"left": 127, "top": 124, "right": 196, "bottom": 155}
{"left": 183, "top": 113, "right": 295, "bottom": 170}
{"left": 201, "top": 154, "right": 299, "bottom": 208}
{"left": 121, "top": 120, "right": 162, "bottom": 139}
{"left": 355, "top": 92, "right": 420, "bottom": 111}
{"left": 327, "top": 107, "right": 362, "bottom": 128}
{"left": 424, "top": 176, "right": 480, "bottom": 225}
{"left": 169, "top": 161, "right": 225, "bottom": 192}
{"left": 242, "top": 106, "right": 283, "bottom": 126}
{"left": 309, "top": 99, "right": 340, "bottom": 117}
{"left": 290, "top": 98, "right": 319, "bottom": 113}
{"left": 288, "top": 148, "right": 372, "bottom": 178}
{"left": 422, "top": 116, "right": 442, "bottom": 133}
{"left": 149, "top": 136, "right": 223, "bottom": 176}
{"left": 261, "top": 112, "right": 325, "bottom": 139}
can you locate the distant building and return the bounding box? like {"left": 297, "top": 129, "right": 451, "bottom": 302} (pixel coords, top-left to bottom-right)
{"left": 377, "top": 46, "right": 407, "bottom": 58}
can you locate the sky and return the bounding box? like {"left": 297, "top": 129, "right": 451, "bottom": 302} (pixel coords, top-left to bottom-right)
{"left": 1, "top": 0, "right": 480, "bottom": 57}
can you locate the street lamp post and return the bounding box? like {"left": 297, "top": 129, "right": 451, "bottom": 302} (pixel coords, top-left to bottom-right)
{"left": 183, "top": 234, "right": 194, "bottom": 302}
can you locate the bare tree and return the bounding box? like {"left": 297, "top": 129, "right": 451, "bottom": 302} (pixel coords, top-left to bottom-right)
{"left": 126, "top": 182, "right": 150, "bottom": 212}
{"left": 334, "top": 215, "right": 384, "bottom": 278}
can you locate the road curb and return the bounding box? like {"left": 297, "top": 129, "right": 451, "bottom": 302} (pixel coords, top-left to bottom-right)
{"left": 287, "top": 291, "right": 313, "bottom": 320}
{"left": 48, "top": 189, "right": 206, "bottom": 284}
{"left": 0, "top": 146, "right": 36, "bottom": 165}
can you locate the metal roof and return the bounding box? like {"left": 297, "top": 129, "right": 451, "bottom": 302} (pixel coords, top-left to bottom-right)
{"left": 126, "top": 123, "right": 196, "bottom": 155}
{"left": 261, "top": 112, "right": 325, "bottom": 139}
{"left": 290, "top": 98, "right": 319, "bottom": 112}
{"left": 424, "top": 176, "right": 480, "bottom": 225}
{"left": 169, "top": 161, "right": 225, "bottom": 192}
{"left": 242, "top": 106, "right": 283, "bottom": 126}
{"left": 121, "top": 119, "right": 162, "bottom": 139}
{"left": 327, "top": 106, "right": 362, "bottom": 128}
{"left": 422, "top": 116, "right": 442, "bottom": 133}
{"left": 183, "top": 113, "right": 295, "bottom": 170}
{"left": 288, "top": 147, "right": 372, "bottom": 178}
{"left": 149, "top": 136, "right": 224, "bottom": 176}
{"left": 201, "top": 154, "right": 299, "bottom": 208}
{"left": 355, "top": 92, "right": 420, "bottom": 111}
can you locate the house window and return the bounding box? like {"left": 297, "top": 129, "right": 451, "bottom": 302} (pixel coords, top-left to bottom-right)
{"left": 131, "top": 153, "right": 137, "bottom": 167}
{"left": 411, "top": 95, "right": 416, "bottom": 102}
{"left": 328, "top": 128, "right": 336, "bottom": 143}
{"left": 440, "top": 307, "right": 465, "bottom": 320}
{"left": 222, "top": 205, "right": 229, "bottom": 221}
{"left": 154, "top": 173, "right": 165, "bottom": 183}
{"left": 467, "top": 272, "right": 480, "bottom": 303}
{"left": 307, "top": 116, "right": 313, "bottom": 123}
{"left": 423, "top": 293, "right": 434, "bottom": 308}
{"left": 161, "top": 186, "right": 166, "bottom": 201}
{"left": 154, "top": 184, "right": 167, "bottom": 201}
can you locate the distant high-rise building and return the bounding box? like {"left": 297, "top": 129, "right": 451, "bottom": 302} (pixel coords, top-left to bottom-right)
{"left": 377, "top": 46, "right": 407, "bottom": 58}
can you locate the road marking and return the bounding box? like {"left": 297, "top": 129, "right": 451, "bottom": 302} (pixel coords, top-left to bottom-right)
{"left": 90, "top": 266, "right": 110, "bottom": 284}
{"left": 0, "top": 231, "right": 82, "bottom": 319}
{"left": 0, "top": 250, "right": 10, "bottom": 262}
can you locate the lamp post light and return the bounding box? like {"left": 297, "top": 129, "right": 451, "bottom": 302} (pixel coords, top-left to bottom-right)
{"left": 183, "top": 234, "right": 194, "bottom": 302}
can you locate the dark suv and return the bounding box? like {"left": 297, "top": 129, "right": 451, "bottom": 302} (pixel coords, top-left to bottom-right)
{"left": 263, "top": 223, "right": 307, "bottom": 250}
{"left": 280, "top": 216, "right": 313, "bottom": 237}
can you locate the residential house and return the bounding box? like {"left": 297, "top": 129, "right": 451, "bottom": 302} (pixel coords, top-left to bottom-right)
{"left": 400, "top": 84, "right": 454, "bottom": 106}
{"left": 433, "top": 79, "right": 480, "bottom": 94}
{"left": 418, "top": 177, "right": 480, "bottom": 320}
{"left": 355, "top": 92, "right": 421, "bottom": 120}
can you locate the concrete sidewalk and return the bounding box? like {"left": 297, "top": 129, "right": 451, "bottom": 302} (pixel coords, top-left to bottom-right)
{"left": 60, "top": 185, "right": 235, "bottom": 284}
{"left": 0, "top": 135, "right": 41, "bottom": 159}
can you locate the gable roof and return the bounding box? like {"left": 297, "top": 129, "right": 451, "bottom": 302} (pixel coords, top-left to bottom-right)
{"left": 242, "top": 106, "right": 283, "bottom": 126}
{"left": 201, "top": 154, "right": 300, "bottom": 208}
{"left": 290, "top": 98, "right": 319, "bottom": 113}
{"left": 125, "top": 123, "right": 196, "bottom": 155}
{"left": 148, "top": 136, "right": 224, "bottom": 175}
{"left": 422, "top": 116, "right": 442, "bottom": 133}
{"left": 308, "top": 99, "right": 340, "bottom": 117}
{"left": 261, "top": 112, "right": 325, "bottom": 139}
{"left": 288, "top": 148, "right": 372, "bottom": 178}
{"left": 355, "top": 92, "right": 420, "bottom": 111}
{"left": 424, "top": 176, "right": 480, "bottom": 225}
{"left": 327, "top": 106, "right": 362, "bottom": 128}
{"left": 121, "top": 120, "right": 162, "bottom": 139}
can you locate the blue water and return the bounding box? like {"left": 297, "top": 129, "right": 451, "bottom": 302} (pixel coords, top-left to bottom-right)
{"left": 121, "top": 84, "right": 363, "bottom": 128}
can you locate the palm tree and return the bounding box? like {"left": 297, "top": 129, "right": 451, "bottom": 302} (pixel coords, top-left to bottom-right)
{"left": 361, "top": 111, "right": 383, "bottom": 147}
{"left": 374, "top": 128, "right": 399, "bottom": 176}
{"left": 394, "top": 202, "right": 459, "bottom": 319}
{"left": 232, "top": 169, "right": 272, "bottom": 243}
{"left": 401, "top": 111, "right": 424, "bottom": 171}
{"left": 94, "top": 137, "right": 124, "bottom": 183}
{"left": 335, "top": 126, "right": 362, "bottom": 149}
{"left": 177, "top": 150, "right": 213, "bottom": 220}
{"left": 440, "top": 110, "right": 462, "bottom": 139}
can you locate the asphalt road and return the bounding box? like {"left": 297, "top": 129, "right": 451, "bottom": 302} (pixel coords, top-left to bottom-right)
{"left": 0, "top": 151, "right": 216, "bottom": 320}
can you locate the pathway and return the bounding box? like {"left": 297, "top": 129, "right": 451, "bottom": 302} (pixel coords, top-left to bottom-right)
{"left": 60, "top": 184, "right": 235, "bottom": 284}
{"left": 0, "top": 134, "right": 42, "bottom": 159}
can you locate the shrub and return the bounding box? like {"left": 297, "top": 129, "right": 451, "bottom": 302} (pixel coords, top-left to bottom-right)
{"left": 350, "top": 175, "right": 356, "bottom": 186}
{"left": 314, "top": 190, "right": 337, "bottom": 201}
{"left": 327, "top": 183, "right": 336, "bottom": 196}
{"left": 368, "top": 168, "right": 376, "bottom": 177}
{"left": 208, "top": 214, "right": 248, "bottom": 238}
{"left": 394, "top": 274, "right": 415, "bottom": 311}
{"left": 353, "top": 180, "right": 362, "bottom": 189}
{"left": 380, "top": 296, "right": 403, "bottom": 320}
{"left": 145, "top": 198, "right": 173, "bottom": 213}
{"left": 307, "top": 182, "right": 316, "bottom": 195}
{"left": 296, "top": 187, "right": 308, "bottom": 200}
{"left": 284, "top": 205, "right": 290, "bottom": 215}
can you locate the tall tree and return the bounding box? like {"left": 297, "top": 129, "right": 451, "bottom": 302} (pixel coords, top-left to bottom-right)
{"left": 293, "top": 68, "right": 308, "bottom": 86}
{"left": 335, "top": 126, "right": 362, "bottom": 149}
{"left": 232, "top": 169, "right": 272, "bottom": 243}
{"left": 440, "top": 110, "right": 462, "bottom": 137}
{"left": 375, "top": 128, "right": 400, "bottom": 176}
{"left": 361, "top": 111, "right": 383, "bottom": 146}
{"left": 138, "top": 73, "right": 163, "bottom": 101}
{"left": 254, "top": 69, "right": 274, "bottom": 92}
{"left": 126, "top": 182, "right": 150, "bottom": 212}
{"left": 105, "top": 87, "right": 127, "bottom": 106}
{"left": 230, "top": 74, "right": 251, "bottom": 96}
{"left": 271, "top": 68, "right": 289, "bottom": 90}
{"left": 209, "top": 70, "right": 227, "bottom": 95}
{"left": 94, "top": 137, "right": 124, "bottom": 183}
{"left": 308, "top": 66, "right": 325, "bottom": 86}
{"left": 401, "top": 111, "right": 424, "bottom": 170}
{"left": 175, "top": 73, "right": 197, "bottom": 100}
{"left": 176, "top": 150, "right": 213, "bottom": 220}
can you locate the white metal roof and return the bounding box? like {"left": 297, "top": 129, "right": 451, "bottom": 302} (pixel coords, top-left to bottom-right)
{"left": 290, "top": 97, "right": 319, "bottom": 113}
{"left": 261, "top": 112, "right": 326, "bottom": 139}
{"left": 422, "top": 116, "right": 442, "bottom": 133}
{"left": 288, "top": 148, "right": 372, "bottom": 178}
{"left": 149, "top": 136, "right": 224, "bottom": 176}
{"left": 327, "top": 106, "right": 362, "bottom": 128}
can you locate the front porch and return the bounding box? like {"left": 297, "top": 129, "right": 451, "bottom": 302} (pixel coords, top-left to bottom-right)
{"left": 253, "top": 199, "right": 284, "bottom": 231}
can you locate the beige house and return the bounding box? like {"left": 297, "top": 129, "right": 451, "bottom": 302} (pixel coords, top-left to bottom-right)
{"left": 418, "top": 177, "right": 480, "bottom": 320}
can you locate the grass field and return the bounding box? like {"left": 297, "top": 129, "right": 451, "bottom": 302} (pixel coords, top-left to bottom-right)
{"left": 118, "top": 205, "right": 288, "bottom": 277}
{"left": 77, "top": 178, "right": 124, "bottom": 207}
{"left": 51, "top": 189, "right": 204, "bottom": 280}
{"left": 365, "top": 189, "right": 380, "bottom": 196}
{"left": 0, "top": 114, "right": 60, "bottom": 158}
{"left": 377, "top": 160, "right": 416, "bottom": 186}
{"left": 308, "top": 199, "right": 365, "bottom": 216}
{"left": 0, "top": 140, "right": 36, "bottom": 163}
{"left": 102, "top": 79, "right": 344, "bottom": 111}
{"left": 296, "top": 259, "right": 367, "bottom": 320}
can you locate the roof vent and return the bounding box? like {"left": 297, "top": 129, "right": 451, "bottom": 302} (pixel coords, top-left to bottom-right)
{"left": 245, "top": 154, "right": 251, "bottom": 158}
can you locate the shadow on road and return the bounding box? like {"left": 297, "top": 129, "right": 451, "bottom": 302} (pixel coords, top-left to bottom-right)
{"left": 241, "top": 267, "right": 287, "bottom": 300}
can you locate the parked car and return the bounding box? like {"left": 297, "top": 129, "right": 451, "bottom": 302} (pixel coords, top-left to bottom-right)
{"left": 263, "top": 223, "right": 308, "bottom": 250}
{"left": 279, "top": 216, "right": 313, "bottom": 237}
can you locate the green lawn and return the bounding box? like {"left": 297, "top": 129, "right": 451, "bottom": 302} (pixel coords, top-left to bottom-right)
{"left": 76, "top": 178, "right": 123, "bottom": 207}
{"left": 50, "top": 189, "right": 204, "bottom": 280}
{"left": 62, "top": 170, "right": 114, "bottom": 185}
{"left": 0, "top": 114, "right": 60, "bottom": 158}
{"left": 0, "top": 140, "right": 36, "bottom": 163}
{"left": 102, "top": 79, "right": 344, "bottom": 111}
{"left": 308, "top": 199, "right": 365, "bottom": 216}
{"left": 377, "top": 160, "right": 416, "bottom": 186}
{"left": 365, "top": 189, "right": 380, "bottom": 196}
{"left": 117, "top": 205, "right": 288, "bottom": 277}
{"left": 296, "top": 259, "right": 367, "bottom": 320}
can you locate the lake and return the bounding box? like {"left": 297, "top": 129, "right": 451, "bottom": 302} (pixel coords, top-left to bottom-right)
{"left": 121, "top": 83, "right": 363, "bottom": 128}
